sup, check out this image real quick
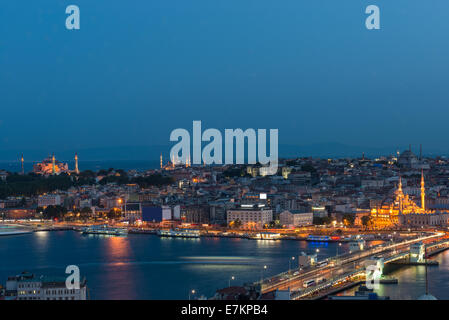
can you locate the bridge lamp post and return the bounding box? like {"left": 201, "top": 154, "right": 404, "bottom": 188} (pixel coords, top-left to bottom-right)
{"left": 289, "top": 256, "right": 295, "bottom": 274}
{"left": 261, "top": 265, "right": 267, "bottom": 283}
{"left": 336, "top": 243, "right": 342, "bottom": 265}
{"left": 229, "top": 276, "right": 235, "bottom": 287}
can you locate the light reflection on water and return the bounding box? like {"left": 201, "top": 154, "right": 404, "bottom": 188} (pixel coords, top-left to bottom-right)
{"left": 3, "top": 231, "right": 425, "bottom": 300}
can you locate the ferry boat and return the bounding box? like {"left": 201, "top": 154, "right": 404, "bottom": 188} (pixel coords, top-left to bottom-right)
{"left": 81, "top": 225, "right": 128, "bottom": 236}
{"left": 248, "top": 232, "right": 281, "bottom": 240}
{"left": 157, "top": 229, "right": 200, "bottom": 238}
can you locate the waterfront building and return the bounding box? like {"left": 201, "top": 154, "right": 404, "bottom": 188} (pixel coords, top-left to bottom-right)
{"left": 124, "top": 202, "right": 142, "bottom": 223}
{"left": 5, "top": 272, "right": 87, "bottom": 300}
{"left": 227, "top": 204, "right": 273, "bottom": 229}
{"left": 209, "top": 201, "right": 235, "bottom": 226}
{"left": 183, "top": 204, "right": 210, "bottom": 224}
{"left": 279, "top": 210, "right": 313, "bottom": 228}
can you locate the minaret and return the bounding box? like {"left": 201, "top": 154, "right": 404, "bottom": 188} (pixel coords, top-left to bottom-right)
{"left": 420, "top": 144, "right": 423, "bottom": 161}
{"left": 186, "top": 153, "right": 190, "bottom": 168}
{"left": 398, "top": 176, "right": 404, "bottom": 215}
{"left": 160, "top": 153, "right": 163, "bottom": 169}
{"left": 21, "top": 153, "right": 24, "bottom": 175}
{"left": 74, "top": 153, "right": 79, "bottom": 174}
{"left": 421, "top": 169, "right": 426, "bottom": 211}
{"left": 52, "top": 153, "right": 56, "bottom": 175}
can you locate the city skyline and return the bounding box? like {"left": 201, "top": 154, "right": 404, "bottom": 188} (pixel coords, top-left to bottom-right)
{"left": 3, "top": 0, "right": 449, "bottom": 305}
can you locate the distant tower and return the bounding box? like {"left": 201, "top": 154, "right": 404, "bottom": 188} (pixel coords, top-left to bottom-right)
{"left": 52, "top": 153, "right": 56, "bottom": 175}
{"left": 362, "top": 152, "right": 365, "bottom": 161}
{"left": 74, "top": 153, "right": 79, "bottom": 174}
{"left": 421, "top": 169, "right": 426, "bottom": 211}
{"left": 186, "top": 153, "right": 191, "bottom": 168}
{"left": 21, "top": 153, "right": 24, "bottom": 175}
{"left": 420, "top": 144, "right": 423, "bottom": 161}
{"left": 160, "top": 153, "right": 163, "bottom": 169}
{"left": 399, "top": 176, "right": 404, "bottom": 215}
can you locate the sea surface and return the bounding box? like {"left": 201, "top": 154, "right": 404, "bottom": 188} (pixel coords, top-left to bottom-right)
{"left": 1, "top": 230, "right": 348, "bottom": 299}
{"left": 1, "top": 230, "right": 447, "bottom": 300}
{"left": 0, "top": 160, "right": 159, "bottom": 173}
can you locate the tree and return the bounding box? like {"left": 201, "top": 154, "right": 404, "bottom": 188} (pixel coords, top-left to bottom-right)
{"left": 107, "top": 209, "right": 122, "bottom": 220}
{"left": 230, "top": 218, "right": 242, "bottom": 229}
{"left": 342, "top": 214, "right": 355, "bottom": 227}
{"left": 361, "top": 215, "right": 372, "bottom": 229}
{"left": 313, "top": 216, "right": 332, "bottom": 225}
{"left": 80, "top": 207, "right": 92, "bottom": 219}
{"left": 43, "top": 205, "right": 67, "bottom": 220}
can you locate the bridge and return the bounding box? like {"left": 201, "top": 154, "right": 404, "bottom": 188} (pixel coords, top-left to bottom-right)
{"left": 254, "top": 231, "right": 449, "bottom": 300}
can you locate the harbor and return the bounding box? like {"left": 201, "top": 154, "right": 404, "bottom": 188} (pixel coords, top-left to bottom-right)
{"left": 2, "top": 229, "right": 449, "bottom": 300}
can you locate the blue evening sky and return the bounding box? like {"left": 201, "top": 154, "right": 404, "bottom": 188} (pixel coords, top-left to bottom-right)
{"left": 1, "top": 0, "right": 448, "bottom": 154}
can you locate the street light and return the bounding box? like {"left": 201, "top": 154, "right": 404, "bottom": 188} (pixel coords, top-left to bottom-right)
{"left": 336, "top": 242, "right": 342, "bottom": 265}
{"left": 189, "top": 289, "right": 196, "bottom": 300}
{"left": 261, "top": 265, "right": 267, "bottom": 283}
{"left": 229, "top": 276, "right": 235, "bottom": 287}
{"left": 289, "top": 256, "right": 295, "bottom": 274}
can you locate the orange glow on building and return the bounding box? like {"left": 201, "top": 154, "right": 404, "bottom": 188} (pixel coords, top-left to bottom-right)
{"left": 370, "top": 173, "right": 436, "bottom": 229}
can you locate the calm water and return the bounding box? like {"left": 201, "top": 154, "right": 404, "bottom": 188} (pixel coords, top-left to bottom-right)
{"left": 2, "top": 231, "right": 448, "bottom": 300}
{"left": 0, "top": 160, "right": 159, "bottom": 173}
{"left": 1, "top": 231, "right": 346, "bottom": 299}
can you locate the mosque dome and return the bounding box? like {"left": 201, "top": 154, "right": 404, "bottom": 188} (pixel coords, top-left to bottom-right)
{"left": 398, "top": 149, "right": 418, "bottom": 167}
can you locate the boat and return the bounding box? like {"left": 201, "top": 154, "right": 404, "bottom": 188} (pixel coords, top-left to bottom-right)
{"left": 81, "top": 225, "right": 128, "bottom": 236}
{"left": 248, "top": 232, "right": 281, "bottom": 240}
{"left": 157, "top": 229, "right": 200, "bottom": 238}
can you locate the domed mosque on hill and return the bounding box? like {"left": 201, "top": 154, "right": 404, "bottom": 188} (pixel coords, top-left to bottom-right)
{"left": 32, "top": 153, "right": 80, "bottom": 175}
{"left": 370, "top": 145, "right": 449, "bottom": 229}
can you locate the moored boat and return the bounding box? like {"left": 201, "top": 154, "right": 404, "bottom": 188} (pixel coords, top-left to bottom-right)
{"left": 157, "top": 229, "right": 200, "bottom": 238}
{"left": 81, "top": 225, "right": 127, "bottom": 236}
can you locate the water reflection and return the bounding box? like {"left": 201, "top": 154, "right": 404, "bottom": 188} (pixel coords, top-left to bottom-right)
{"left": 103, "top": 236, "right": 131, "bottom": 260}
{"left": 0, "top": 233, "right": 394, "bottom": 299}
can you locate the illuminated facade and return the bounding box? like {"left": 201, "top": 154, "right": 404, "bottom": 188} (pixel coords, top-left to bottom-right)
{"left": 370, "top": 171, "right": 445, "bottom": 229}
{"left": 33, "top": 155, "right": 69, "bottom": 175}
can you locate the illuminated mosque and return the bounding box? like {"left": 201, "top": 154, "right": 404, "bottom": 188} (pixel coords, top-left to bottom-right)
{"left": 32, "top": 153, "right": 79, "bottom": 175}
{"left": 370, "top": 171, "right": 449, "bottom": 228}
